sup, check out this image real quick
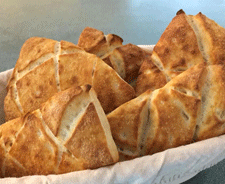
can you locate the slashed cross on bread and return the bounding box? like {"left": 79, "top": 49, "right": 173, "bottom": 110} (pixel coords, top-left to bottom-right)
{"left": 4, "top": 37, "right": 135, "bottom": 121}
{"left": 136, "top": 9, "right": 225, "bottom": 95}
{"left": 108, "top": 64, "right": 225, "bottom": 161}
{"left": 0, "top": 85, "right": 119, "bottom": 177}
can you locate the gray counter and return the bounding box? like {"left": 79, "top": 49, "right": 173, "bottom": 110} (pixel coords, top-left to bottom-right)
{"left": 1, "top": 0, "right": 225, "bottom": 183}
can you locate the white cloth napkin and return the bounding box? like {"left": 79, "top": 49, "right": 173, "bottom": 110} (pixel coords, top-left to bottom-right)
{"left": 0, "top": 46, "right": 225, "bottom": 184}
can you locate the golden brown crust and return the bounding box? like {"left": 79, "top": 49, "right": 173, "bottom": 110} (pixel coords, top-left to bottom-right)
{"left": 166, "top": 62, "right": 208, "bottom": 96}
{"left": 108, "top": 63, "right": 225, "bottom": 159}
{"left": 57, "top": 151, "right": 85, "bottom": 174}
{"left": 107, "top": 90, "right": 151, "bottom": 160}
{"left": 92, "top": 57, "right": 136, "bottom": 114}
{"left": 4, "top": 87, "right": 21, "bottom": 121}
{"left": 1, "top": 85, "right": 119, "bottom": 177}
{"left": 146, "top": 87, "right": 201, "bottom": 155}
{"left": 40, "top": 86, "right": 83, "bottom": 135}
{"left": 106, "top": 34, "right": 123, "bottom": 47}
{"left": 4, "top": 155, "right": 28, "bottom": 178}
{"left": 0, "top": 118, "right": 25, "bottom": 177}
{"left": 192, "top": 13, "right": 225, "bottom": 65}
{"left": 77, "top": 27, "right": 123, "bottom": 58}
{"left": 9, "top": 111, "right": 59, "bottom": 175}
{"left": 137, "top": 10, "right": 225, "bottom": 97}
{"left": 102, "top": 55, "right": 113, "bottom": 67}
{"left": 194, "top": 65, "right": 225, "bottom": 141}
{"left": 14, "top": 37, "right": 57, "bottom": 73}
{"left": 0, "top": 118, "right": 24, "bottom": 152}
{"left": 77, "top": 27, "right": 107, "bottom": 53}
{"left": 135, "top": 54, "right": 167, "bottom": 96}
{"left": 60, "top": 40, "right": 84, "bottom": 54}
{"left": 144, "top": 64, "right": 207, "bottom": 155}
{"left": 58, "top": 53, "right": 95, "bottom": 91}
{"left": 109, "top": 44, "right": 147, "bottom": 83}
{"left": 152, "top": 10, "right": 204, "bottom": 78}
{"left": 16, "top": 58, "right": 58, "bottom": 115}
{"left": 4, "top": 37, "right": 132, "bottom": 121}
{"left": 65, "top": 102, "right": 114, "bottom": 169}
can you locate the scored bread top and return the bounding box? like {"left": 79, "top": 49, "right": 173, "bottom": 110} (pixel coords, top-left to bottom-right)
{"left": 144, "top": 63, "right": 206, "bottom": 155}
{"left": 108, "top": 63, "right": 225, "bottom": 160}
{"left": 107, "top": 89, "right": 152, "bottom": 161}
{"left": 188, "top": 12, "right": 225, "bottom": 65}
{"left": 194, "top": 64, "right": 225, "bottom": 141}
{"left": 0, "top": 85, "right": 119, "bottom": 177}
{"left": 14, "top": 37, "right": 57, "bottom": 73}
{"left": 152, "top": 10, "right": 205, "bottom": 79}
{"left": 4, "top": 37, "right": 135, "bottom": 121}
{"left": 136, "top": 10, "right": 225, "bottom": 96}
{"left": 78, "top": 28, "right": 150, "bottom": 86}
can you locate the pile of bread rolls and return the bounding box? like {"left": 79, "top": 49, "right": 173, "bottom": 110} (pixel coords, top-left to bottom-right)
{"left": 1, "top": 9, "right": 225, "bottom": 177}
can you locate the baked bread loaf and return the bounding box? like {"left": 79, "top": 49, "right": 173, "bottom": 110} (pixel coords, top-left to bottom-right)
{"left": 108, "top": 63, "right": 225, "bottom": 160}
{"left": 0, "top": 85, "right": 119, "bottom": 177}
{"left": 78, "top": 27, "right": 150, "bottom": 85}
{"left": 4, "top": 37, "right": 135, "bottom": 121}
{"left": 103, "top": 43, "right": 149, "bottom": 85}
{"left": 136, "top": 9, "right": 225, "bottom": 95}
{"left": 77, "top": 27, "right": 123, "bottom": 58}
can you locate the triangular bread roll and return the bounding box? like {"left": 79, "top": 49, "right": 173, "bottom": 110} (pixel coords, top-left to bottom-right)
{"left": 143, "top": 63, "right": 225, "bottom": 155}
{"left": 152, "top": 10, "right": 205, "bottom": 80}
{"left": 108, "top": 63, "right": 225, "bottom": 159}
{"left": 137, "top": 10, "right": 225, "bottom": 95}
{"left": 144, "top": 63, "right": 206, "bottom": 155}
{"left": 4, "top": 37, "right": 135, "bottom": 121}
{"left": 0, "top": 85, "right": 119, "bottom": 177}
{"left": 77, "top": 27, "right": 123, "bottom": 58}
{"left": 78, "top": 28, "right": 150, "bottom": 86}
{"left": 58, "top": 51, "right": 135, "bottom": 114}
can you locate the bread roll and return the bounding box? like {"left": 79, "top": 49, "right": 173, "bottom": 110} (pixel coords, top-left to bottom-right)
{"left": 136, "top": 9, "right": 225, "bottom": 95}
{"left": 103, "top": 43, "right": 149, "bottom": 85}
{"left": 4, "top": 37, "right": 135, "bottom": 121}
{"left": 78, "top": 27, "right": 149, "bottom": 86}
{"left": 77, "top": 27, "right": 123, "bottom": 58}
{"left": 108, "top": 63, "right": 225, "bottom": 160}
{"left": 0, "top": 85, "right": 119, "bottom": 177}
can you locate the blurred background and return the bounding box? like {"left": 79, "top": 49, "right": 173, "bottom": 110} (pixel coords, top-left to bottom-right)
{"left": 1, "top": 0, "right": 225, "bottom": 71}
{"left": 1, "top": 0, "right": 225, "bottom": 183}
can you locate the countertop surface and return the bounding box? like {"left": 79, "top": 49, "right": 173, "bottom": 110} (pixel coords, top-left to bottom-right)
{"left": 1, "top": 0, "right": 225, "bottom": 183}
